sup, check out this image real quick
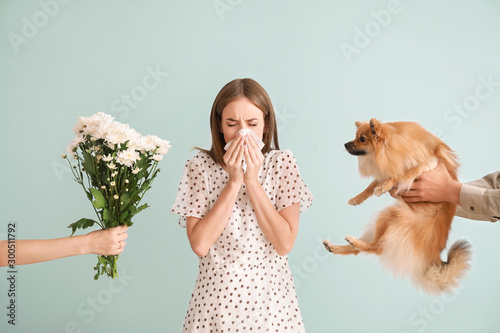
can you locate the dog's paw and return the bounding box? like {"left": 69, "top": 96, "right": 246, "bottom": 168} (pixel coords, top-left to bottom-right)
{"left": 375, "top": 181, "right": 394, "bottom": 196}
{"left": 345, "top": 235, "right": 357, "bottom": 248}
{"left": 348, "top": 196, "right": 363, "bottom": 206}
{"left": 323, "top": 240, "right": 334, "bottom": 253}
{"left": 374, "top": 186, "right": 388, "bottom": 197}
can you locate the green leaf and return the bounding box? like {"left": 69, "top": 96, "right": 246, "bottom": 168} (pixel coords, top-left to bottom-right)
{"left": 102, "top": 208, "right": 110, "bottom": 222}
{"left": 99, "top": 256, "right": 107, "bottom": 266}
{"left": 83, "top": 219, "right": 95, "bottom": 229}
{"left": 119, "top": 210, "right": 129, "bottom": 220}
{"left": 128, "top": 189, "right": 141, "bottom": 200}
{"left": 133, "top": 203, "right": 149, "bottom": 216}
{"left": 130, "top": 194, "right": 141, "bottom": 204}
{"left": 90, "top": 188, "right": 106, "bottom": 209}
{"left": 67, "top": 218, "right": 98, "bottom": 236}
{"left": 81, "top": 151, "right": 96, "bottom": 177}
{"left": 93, "top": 262, "right": 100, "bottom": 280}
{"left": 121, "top": 193, "right": 130, "bottom": 204}
{"left": 139, "top": 180, "right": 151, "bottom": 192}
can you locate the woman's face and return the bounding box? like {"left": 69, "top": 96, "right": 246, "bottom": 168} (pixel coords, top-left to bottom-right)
{"left": 220, "top": 96, "right": 265, "bottom": 144}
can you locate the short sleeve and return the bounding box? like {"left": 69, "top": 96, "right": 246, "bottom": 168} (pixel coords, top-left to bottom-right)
{"left": 274, "top": 150, "right": 313, "bottom": 213}
{"left": 171, "top": 156, "right": 210, "bottom": 228}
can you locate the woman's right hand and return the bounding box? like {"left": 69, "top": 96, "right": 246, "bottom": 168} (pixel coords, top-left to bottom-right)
{"left": 85, "top": 225, "right": 129, "bottom": 256}
{"left": 223, "top": 132, "right": 245, "bottom": 185}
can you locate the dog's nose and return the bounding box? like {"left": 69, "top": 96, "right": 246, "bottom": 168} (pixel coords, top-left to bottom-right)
{"left": 344, "top": 142, "right": 352, "bottom": 150}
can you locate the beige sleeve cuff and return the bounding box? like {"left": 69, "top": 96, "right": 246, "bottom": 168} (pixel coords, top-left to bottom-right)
{"left": 459, "top": 183, "right": 486, "bottom": 216}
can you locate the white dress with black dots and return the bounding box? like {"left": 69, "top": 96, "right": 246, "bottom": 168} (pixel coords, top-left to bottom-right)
{"left": 172, "top": 149, "right": 313, "bottom": 333}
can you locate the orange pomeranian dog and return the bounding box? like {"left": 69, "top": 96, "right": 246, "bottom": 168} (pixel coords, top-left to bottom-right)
{"left": 323, "top": 119, "right": 471, "bottom": 294}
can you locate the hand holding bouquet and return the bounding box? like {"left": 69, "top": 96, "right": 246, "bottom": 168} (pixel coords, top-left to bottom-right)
{"left": 63, "top": 112, "right": 170, "bottom": 280}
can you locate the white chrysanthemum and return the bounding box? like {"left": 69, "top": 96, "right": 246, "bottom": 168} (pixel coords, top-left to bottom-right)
{"left": 93, "top": 112, "right": 114, "bottom": 124}
{"left": 65, "top": 135, "right": 85, "bottom": 158}
{"left": 126, "top": 134, "right": 143, "bottom": 154}
{"left": 102, "top": 154, "right": 113, "bottom": 162}
{"left": 82, "top": 125, "right": 97, "bottom": 137}
{"left": 105, "top": 141, "right": 116, "bottom": 150}
{"left": 128, "top": 135, "right": 144, "bottom": 152}
{"left": 116, "top": 148, "right": 140, "bottom": 167}
{"left": 141, "top": 135, "right": 171, "bottom": 155}
{"left": 132, "top": 167, "right": 142, "bottom": 174}
{"left": 80, "top": 115, "right": 102, "bottom": 138}
{"left": 138, "top": 135, "right": 157, "bottom": 153}
{"left": 155, "top": 141, "right": 171, "bottom": 155}
{"left": 150, "top": 154, "right": 163, "bottom": 162}
{"left": 68, "top": 113, "right": 169, "bottom": 171}
{"left": 73, "top": 112, "right": 116, "bottom": 139}
{"left": 91, "top": 120, "right": 113, "bottom": 140}
{"left": 72, "top": 117, "right": 86, "bottom": 135}
{"left": 105, "top": 124, "right": 129, "bottom": 146}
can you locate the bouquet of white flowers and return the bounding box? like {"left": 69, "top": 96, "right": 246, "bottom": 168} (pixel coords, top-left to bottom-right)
{"left": 63, "top": 112, "right": 170, "bottom": 280}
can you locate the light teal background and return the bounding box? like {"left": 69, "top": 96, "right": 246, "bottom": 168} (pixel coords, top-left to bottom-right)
{"left": 1, "top": 0, "right": 500, "bottom": 332}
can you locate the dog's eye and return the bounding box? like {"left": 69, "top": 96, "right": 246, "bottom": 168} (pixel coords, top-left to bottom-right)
{"left": 359, "top": 135, "right": 366, "bottom": 143}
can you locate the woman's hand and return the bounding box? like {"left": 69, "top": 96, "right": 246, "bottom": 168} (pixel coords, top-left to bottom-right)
{"left": 244, "top": 135, "right": 264, "bottom": 185}
{"left": 85, "top": 225, "right": 129, "bottom": 256}
{"left": 223, "top": 132, "right": 245, "bottom": 185}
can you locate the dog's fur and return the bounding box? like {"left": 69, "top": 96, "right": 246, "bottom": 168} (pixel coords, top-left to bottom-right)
{"left": 323, "top": 119, "right": 471, "bottom": 294}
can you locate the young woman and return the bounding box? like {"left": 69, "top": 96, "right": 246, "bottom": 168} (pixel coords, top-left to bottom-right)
{"left": 172, "top": 78, "right": 313, "bottom": 332}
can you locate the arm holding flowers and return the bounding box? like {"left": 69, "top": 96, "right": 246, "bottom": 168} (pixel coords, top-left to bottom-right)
{"left": 0, "top": 226, "right": 128, "bottom": 267}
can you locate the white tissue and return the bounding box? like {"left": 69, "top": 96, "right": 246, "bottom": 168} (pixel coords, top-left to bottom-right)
{"left": 224, "top": 129, "right": 265, "bottom": 173}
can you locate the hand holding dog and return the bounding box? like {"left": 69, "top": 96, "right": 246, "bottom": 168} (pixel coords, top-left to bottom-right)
{"left": 391, "top": 161, "right": 462, "bottom": 205}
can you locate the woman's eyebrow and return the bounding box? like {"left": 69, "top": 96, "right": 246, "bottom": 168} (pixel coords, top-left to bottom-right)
{"left": 225, "top": 118, "right": 259, "bottom": 122}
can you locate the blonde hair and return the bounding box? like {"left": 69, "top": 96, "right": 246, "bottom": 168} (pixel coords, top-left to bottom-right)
{"left": 198, "top": 78, "right": 280, "bottom": 166}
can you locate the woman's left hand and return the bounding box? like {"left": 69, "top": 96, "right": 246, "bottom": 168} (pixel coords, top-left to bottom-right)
{"left": 243, "top": 135, "right": 264, "bottom": 185}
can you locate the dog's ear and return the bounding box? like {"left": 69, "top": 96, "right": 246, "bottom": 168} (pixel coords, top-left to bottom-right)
{"left": 369, "top": 118, "right": 384, "bottom": 141}
{"left": 355, "top": 121, "right": 363, "bottom": 128}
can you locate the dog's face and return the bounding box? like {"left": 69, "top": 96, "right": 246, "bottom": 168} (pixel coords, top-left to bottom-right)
{"left": 344, "top": 119, "right": 383, "bottom": 156}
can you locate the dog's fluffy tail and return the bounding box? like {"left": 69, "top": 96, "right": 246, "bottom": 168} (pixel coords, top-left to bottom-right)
{"left": 417, "top": 240, "right": 472, "bottom": 294}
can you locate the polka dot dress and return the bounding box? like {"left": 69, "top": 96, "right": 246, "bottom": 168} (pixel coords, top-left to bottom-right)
{"left": 172, "top": 149, "right": 313, "bottom": 332}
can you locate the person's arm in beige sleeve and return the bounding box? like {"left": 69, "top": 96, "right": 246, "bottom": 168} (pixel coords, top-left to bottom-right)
{"left": 392, "top": 163, "right": 500, "bottom": 222}
{"left": 456, "top": 171, "right": 500, "bottom": 222}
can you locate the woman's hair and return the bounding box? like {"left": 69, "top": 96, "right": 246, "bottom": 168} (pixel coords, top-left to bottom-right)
{"left": 198, "top": 78, "right": 280, "bottom": 166}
